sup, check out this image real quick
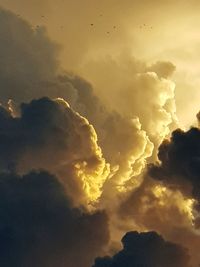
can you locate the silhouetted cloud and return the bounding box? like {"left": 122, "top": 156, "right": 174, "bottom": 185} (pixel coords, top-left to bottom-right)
{"left": 0, "top": 170, "right": 109, "bottom": 267}
{"left": 92, "top": 231, "right": 190, "bottom": 267}
{"left": 149, "top": 120, "right": 200, "bottom": 207}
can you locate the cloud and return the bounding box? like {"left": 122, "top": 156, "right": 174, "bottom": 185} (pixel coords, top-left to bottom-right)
{"left": 119, "top": 177, "right": 194, "bottom": 231}
{"left": 1, "top": 0, "right": 200, "bottom": 130}
{"left": 149, "top": 115, "right": 200, "bottom": 208}
{"left": 92, "top": 231, "right": 190, "bottom": 267}
{"left": 0, "top": 8, "right": 60, "bottom": 104}
{"left": 115, "top": 113, "right": 200, "bottom": 266}
{"left": 117, "top": 176, "right": 200, "bottom": 266}
{"left": 81, "top": 56, "right": 178, "bottom": 159}
{"left": 0, "top": 8, "right": 158, "bottom": 195}
{"left": 0, "top": 97, "right": 109, "bottom": 206}
{"left": 0, "top": 170, "right": 109, "bottom": 267}
{"left": 0, "top": 7, "right": 197, "bottom": 265}
{"left": 147, "top": 61, "right": 176, "bottom": 79}
{"left": 116, "top": 111, "right": 200, "bottom": 264}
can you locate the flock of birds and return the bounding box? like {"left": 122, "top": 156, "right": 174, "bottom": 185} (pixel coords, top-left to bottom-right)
{"left": 90, "top": 22, "right": 117, "bottom": 35}
{"left": 89, "top": 15, "right": 153, "bottom": 35}
{"left": 16, "top": 13, "right": 153, "bottom": 34}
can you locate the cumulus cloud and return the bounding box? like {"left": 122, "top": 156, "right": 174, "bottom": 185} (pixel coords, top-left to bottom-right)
{"left": 116, "top": 111, "right": 200, "bottom": 265}
{"left": 92, "top": 231, "right": 190, "bottom": 267}
{"left": 0, "top": 170, "right": 109, "bottom": 267}
{"left": 0, "top": 7, "right": 197, "bottom": 266}
{"left": 0, "top": 8, "right": 158, "bottom": 195}
{"left": 115, "top": 113, "right": 200, "bottom": 266}
{"left": 0, "top": 97, "right": 109, "bottom": 206}
{"left": 81, "top": 56, "right": 178, "bottom": 160}
{"left": 97, "top": 114, "right": 153, "bottom": 197}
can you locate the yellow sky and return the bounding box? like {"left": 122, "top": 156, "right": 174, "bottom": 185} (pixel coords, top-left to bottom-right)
{"left": 0, "top": 0, "right": 200, "bottom": 126}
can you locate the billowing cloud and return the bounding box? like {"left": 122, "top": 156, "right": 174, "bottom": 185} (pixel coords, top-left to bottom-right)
{"left": 115, "top": 113, "right": 200, "bottom": 266}
{"left": 0, "top": 97, "right": 109, "bottom": 206}
{"left": 116, "top": 112, "right": 200, "bottom": 265}
{"left": 92, "top": 231, "right": 190, "bottom": 267}
{"left": 0, "top": 170, "right": 109, "bottom": 267}
{"left": 96, "top": 114, "right": 153, "bottom": 196}
{"left": 0, "top": 6, "right": 199, "bottom": 267}
{"left": 0, "top": 8, "right": 157, "bottom": 195}
{"left": 81, "top": 56, "right": 178, "bottom": 160}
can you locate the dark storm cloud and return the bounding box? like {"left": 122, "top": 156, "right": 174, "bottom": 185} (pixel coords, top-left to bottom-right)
{"left": 149, "top": 123, "right": 200, "bottom": 205}
{"left": 0, "top": 170, "right": 109, "bottom": 267}
{"left": 92, "top": 231, "right": 190, "bottom": 267}
{"left": 0, "top": 97, "right": 109, "bottom": 205}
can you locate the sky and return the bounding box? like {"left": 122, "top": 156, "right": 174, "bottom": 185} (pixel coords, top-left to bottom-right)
{"left": 0, "top": 1, "right": 199, "bottom": 267}
{"left": 1, "top": 0, "right": 200, "bottom": 126}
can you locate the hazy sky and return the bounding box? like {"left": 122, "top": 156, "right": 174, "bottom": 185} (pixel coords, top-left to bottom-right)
{"left": 1, "top": 0, "right": 200, "bottom": 126}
